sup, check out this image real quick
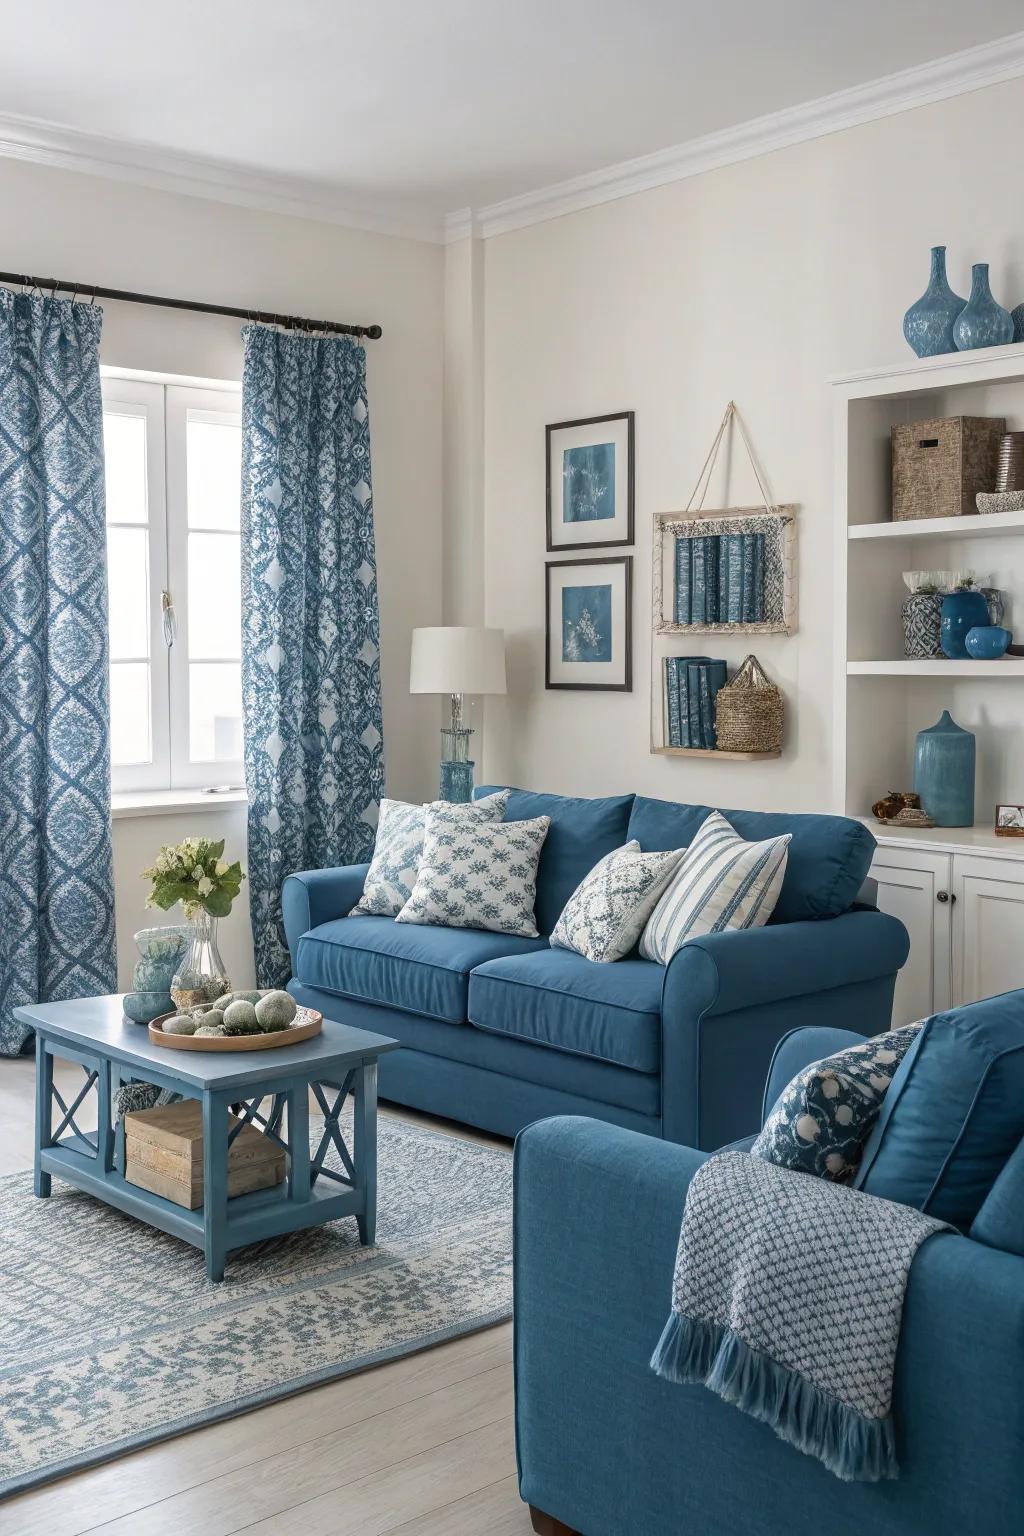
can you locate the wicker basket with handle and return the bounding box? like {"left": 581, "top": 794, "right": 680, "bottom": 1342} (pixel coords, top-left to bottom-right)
{"left": 714, "top": 654, "right": 783, "bottom": 753}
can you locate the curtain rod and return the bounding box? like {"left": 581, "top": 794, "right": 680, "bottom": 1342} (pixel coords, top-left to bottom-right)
{"left": 0, "top": 270, "right": 382, "bottom": 340}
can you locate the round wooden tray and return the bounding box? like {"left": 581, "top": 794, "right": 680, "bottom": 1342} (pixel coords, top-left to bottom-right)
{"left": 148, "top": 1006, "right": 323, "bottom": 1051}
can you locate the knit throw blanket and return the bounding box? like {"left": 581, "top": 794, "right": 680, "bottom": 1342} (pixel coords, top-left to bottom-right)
{"left": 650, "top": 1151, "right": 949, "bottom": 1481}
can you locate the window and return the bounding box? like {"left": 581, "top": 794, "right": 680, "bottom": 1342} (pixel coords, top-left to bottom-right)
{"left": 102, "top": 377, "right": 244, "bottom": 792}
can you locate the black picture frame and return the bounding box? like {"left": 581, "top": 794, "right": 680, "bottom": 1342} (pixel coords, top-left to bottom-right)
{"left": 546, "top": 410, "right": 635, "bottom": 552}
{"left": 545, "top": 555, "right": 633, "bottom": 691}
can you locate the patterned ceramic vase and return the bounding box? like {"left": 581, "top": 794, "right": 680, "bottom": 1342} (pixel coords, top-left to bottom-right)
{"left": 953, "top": 264, "right": 1013, "bottom": 351}
{"left": 902, "top": 247, "right": 966, "bottom": 358}
{"left": 940, "top": 588, "right": 990, "bottom": 658}
{"left": 901, "top": 590, "right": 943, "bottom": 659}
{"left": 913, "top": 711, "right": 975, "bottom": 826}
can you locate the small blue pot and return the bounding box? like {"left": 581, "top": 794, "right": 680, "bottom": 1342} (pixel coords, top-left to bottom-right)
{"left": 941, "top": 589, "right": 990, "bottom": 658}
{"left": 965, "top": 624, "right": 1011, "bottom": 659}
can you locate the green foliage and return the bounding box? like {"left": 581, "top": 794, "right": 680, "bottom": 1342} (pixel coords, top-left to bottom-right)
{"left": 143, "top": 836, "right": 245, "bottom": 919}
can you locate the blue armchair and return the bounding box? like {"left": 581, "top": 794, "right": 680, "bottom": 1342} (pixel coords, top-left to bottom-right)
{"left": 514, "top": 1022, "right": 1024, "bottom": 1536}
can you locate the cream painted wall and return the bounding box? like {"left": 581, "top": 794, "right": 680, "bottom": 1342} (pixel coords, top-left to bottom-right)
{"left": 0, "top": 157, "right": 444, "bottom": 985}
{"left": 479, "top": 77, "right": 1024, "bottom": 812}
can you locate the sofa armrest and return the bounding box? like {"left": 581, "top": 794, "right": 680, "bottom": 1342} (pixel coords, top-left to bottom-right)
{"left": 281, "top": 864, "right": 369, "bottom": 962}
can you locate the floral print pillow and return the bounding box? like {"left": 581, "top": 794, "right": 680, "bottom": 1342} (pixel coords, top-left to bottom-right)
{"left": 351, "top": 790, "right": 509, "bottom": 917}
{"left": 395, "top": 809, "right": 551, "bottom": 937}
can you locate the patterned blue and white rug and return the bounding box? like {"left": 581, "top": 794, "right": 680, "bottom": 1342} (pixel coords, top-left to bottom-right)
{"left": 0, "top": 1113, "right": 512, "bottom": 1497}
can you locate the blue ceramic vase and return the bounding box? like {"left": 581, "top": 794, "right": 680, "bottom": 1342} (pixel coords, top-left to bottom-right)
{"left": 941, "top": 588, "right": 989, "bottom": 658}
{"left": 953, "top": 264, "right": 1013, "bottom": 351}
{"left": 913, "top": 711, "right": 976, "bottom": 826}
{"left": 902, "top": 247, "right": 966, "bottom": 358}
{"left": 965, "top": 624, "right": 1010, "bottom": 659}
{"left": 1013, "top": 303, "right": 1024, "bottom": 344}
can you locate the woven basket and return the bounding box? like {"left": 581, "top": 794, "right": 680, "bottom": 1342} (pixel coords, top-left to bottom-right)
{"left": 891, "top": 416, "right": 1004, "bottom": 521}
{"left": 715, "top": 654, "right": 783, "bottom": 753}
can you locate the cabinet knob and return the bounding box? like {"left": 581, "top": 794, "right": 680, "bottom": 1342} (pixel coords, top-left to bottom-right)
{"left": 936, "top": 890, "right": 956, "bottom": 904}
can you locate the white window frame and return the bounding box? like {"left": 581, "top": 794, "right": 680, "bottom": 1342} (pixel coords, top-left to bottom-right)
{"left": 101, "top": 370, "right": 243, "bottom": 793}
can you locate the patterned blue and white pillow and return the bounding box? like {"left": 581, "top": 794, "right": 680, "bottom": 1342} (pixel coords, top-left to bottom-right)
{"left": 395, "top": 809, "right": 551, "bottom": 937}
{"left": 351, "top": 790, "right": 509, "bottom": 917}
{"left": 751, "top": 1024, "right": 923, "bottom": 1182}
{"left": 639, "top": 810, "right": 791, "bottom": 965}
{"left": 551, "top": 841, "right": 685, "bottom": 963}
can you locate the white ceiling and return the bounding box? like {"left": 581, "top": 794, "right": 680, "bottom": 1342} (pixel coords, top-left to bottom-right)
{"left": 1, "top": 1, "right": 1023, "bottom": 239}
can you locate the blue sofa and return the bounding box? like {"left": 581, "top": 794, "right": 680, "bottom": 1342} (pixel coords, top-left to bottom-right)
{"left": 514, "top": 1017, "right": 1024, "bottom": 1536}
{"left": 283, "top": 788, "right": 909, "bottom": 1149}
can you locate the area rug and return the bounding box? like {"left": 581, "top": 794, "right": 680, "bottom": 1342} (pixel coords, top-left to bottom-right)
{"left": 0, "top": 1113, "right": 512, "bottom": 1497}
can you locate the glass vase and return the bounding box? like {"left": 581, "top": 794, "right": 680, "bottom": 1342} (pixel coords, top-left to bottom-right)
{"left": 170, "top": 910, "right": 231, "bottom": 1011}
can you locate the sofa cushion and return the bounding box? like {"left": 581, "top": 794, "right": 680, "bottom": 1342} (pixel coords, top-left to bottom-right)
{"left": 475, "top": 786, "right": 634, "bottom": 935}
{"left": 626, "top": 795, "right": 875, "bottom": 923}
{"left": 468, "top": 948, "right": 663, "bottom": 1073}
{"left": 294, "top": 915, "right": 548, "bottom": 1025}
{"left": 856, "top": 991, "right": 1024, "bottom": 1228}
{"left": 969, "top": 1135, "right": 1024, "bottom": 1256}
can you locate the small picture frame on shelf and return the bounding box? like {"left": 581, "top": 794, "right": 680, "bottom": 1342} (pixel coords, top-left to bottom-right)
{"left": 546, "top": 556, "right": 632, "bottom": 691}
{"left": 994, "top": 803, "right": 1024, "bottom": 836}
{"left": 546, "top": 412, "right": 634, "bottom": 551}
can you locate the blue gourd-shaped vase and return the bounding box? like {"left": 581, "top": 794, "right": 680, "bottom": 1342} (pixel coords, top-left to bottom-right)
{"left": 913, "top": 711, "right": 975, "bottom": 827}
{"left": 940, "top": 588, "right": 989, "bottom": 658}
{"left": 902, "top": 246, "right": 966, "bottom": 358}
{"left": 1013, "top": 303, "right": 1024, "bottom": 344}
{"left": 953, "top": 264, "right": 1013, "bottom": 351}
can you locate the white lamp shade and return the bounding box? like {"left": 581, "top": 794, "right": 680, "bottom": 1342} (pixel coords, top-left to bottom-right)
{"left": 410, "top": 626, "right": 507, "bottom": 695}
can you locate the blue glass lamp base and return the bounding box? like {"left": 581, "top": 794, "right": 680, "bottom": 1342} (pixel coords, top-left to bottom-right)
{"left": 439, "top": 759, "right": 475, "bottom": 803}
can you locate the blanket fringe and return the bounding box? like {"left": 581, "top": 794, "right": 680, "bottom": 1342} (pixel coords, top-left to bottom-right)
{"left": 651, "top": 1313, "right": 897, "bottom": 1483}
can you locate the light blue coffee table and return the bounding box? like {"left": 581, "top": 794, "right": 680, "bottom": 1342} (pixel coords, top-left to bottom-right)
{"left": 15, "top": 995, "right": 398, "bottom": 1281}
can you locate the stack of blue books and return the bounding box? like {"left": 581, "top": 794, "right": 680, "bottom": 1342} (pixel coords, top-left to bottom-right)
{"left": 664, "top": 656, "right": 728, "bottom": 749}
{"left": 673, "top": 533, "right": 765, "bottom": 625}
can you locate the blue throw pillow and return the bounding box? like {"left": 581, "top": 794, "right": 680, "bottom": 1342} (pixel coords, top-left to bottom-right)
{"left": 751, "top": 1025, "right": 922, "bottom": 1181}
{"left": 856, "top": 991, "right": 1024, "bottom": 1230}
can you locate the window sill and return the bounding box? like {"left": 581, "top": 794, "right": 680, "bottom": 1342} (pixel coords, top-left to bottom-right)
{"left": 111, "top": 788, "right": 248, "bottom": 821}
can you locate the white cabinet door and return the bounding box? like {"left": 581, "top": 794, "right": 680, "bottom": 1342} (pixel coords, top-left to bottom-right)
{"left": 868, "top": 848, "right": 952, "bottom": 1025}
{"left": 952, "top": 854, "right": 1024, "bottom": 1006}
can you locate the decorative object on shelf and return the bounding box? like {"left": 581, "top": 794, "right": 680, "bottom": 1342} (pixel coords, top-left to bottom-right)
{"left": 953, "top": 264, "right": 1014, "bottom": 351}
{"left": 877, "top": 807, "right": 936, "bottom": 830}
{"left": 122, "top": 926, "right": 189, "bottom": 1025}
{"left": 546, "top": 411, "right": 634, "bottom": 550}
{"left": 1012, "top": 304, "right": 1024, "bottom": 344}
{"left": 546, "top": 556, "right": 632, "bottom": 690}
{"left": 981, "top": 587, "right": 1005, "bottom": 626}
{"left": 995, "top": 803, "right": 1024, "bottom": 837}
{"left": 142, "top": 836, "right": 245, "bottom": 1010}
{"left": 940, "top": 583, "right": 990, "bottom": 658}
{"left": 902, "top": 246, "right": 966, "bottom": 358}
{"left": 977, "top": 490, "right": 1024, "bottom": 514}
{"left": 674, "top": 532, "right": 766, "bottom": 625}
{"left": 995, "top": 431, "right": 1024, "bottom": 493}
{"left": 900, "top": 573, "right": 944, "bottom": 659}
{"left": 664, "top": 656, "right": 727, "bottom": 748}
{"left": 409, "top": 626, "right": 507, "bottom": 801}
{"left": 913, "top": 710, "right": 976, "bottom": 827}
{"left": 871, "top": 790, "right": 922, "bottom": 822}
{"left": 714, "top": 654, "right": 784, "bottom": 754}
{"left": 891, "top": 415, "right": 1005, "bottom": 521}
{"left": 965, "top": 624, "right": 1011, "bottom": 659}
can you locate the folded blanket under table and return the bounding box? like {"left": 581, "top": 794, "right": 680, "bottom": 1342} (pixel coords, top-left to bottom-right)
{"left": 651, "top": 1150, "right": 949, "bottom": 1481}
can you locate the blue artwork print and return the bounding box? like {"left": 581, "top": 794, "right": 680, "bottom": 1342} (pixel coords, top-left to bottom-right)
{"left": 562, "top": 584, "right": 612, "bottom": 662}
{"left": 563, "top": 442, "right": 615, "bottom": 522}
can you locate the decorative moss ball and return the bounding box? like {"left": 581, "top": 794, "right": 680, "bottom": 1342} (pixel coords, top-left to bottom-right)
{"left": 222, "top": 999, "right": 259, "bottom": 1034}
{"left": 194, "top": 1024, "right": 226, "bottom": 1037}
{"left": 255, "top": 991, "right": 298, "bottom": 1032}
{"left": 195, "top": 1007, "right": 225, "bottom": 1030}
{"left": 162, "top": 1014, "right": 197, "bottom": 1036}
{"left": 210, "top": 992, "right": 235, "bottom": 1011}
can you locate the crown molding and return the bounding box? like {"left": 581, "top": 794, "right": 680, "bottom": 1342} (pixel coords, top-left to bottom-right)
{"left": 471, "top": 30, "right": 1024, "bottom": 239}
{"left": 443, "top": 207, "right": 476, "bottom": 244}
{"left": 0, "top": 109, "right": 447, "bottom": 244}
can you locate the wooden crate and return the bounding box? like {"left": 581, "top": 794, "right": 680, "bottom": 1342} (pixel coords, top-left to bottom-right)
{"left": 891, "top": 415, "right": 1004, "bottom": 520}
{"left": 125, "top": 1101, "right": 285, "bottom": 1210}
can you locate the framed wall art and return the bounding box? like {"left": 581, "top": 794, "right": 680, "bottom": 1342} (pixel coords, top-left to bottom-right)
{"left": 546, "top": 411, "right": 634, "bottom": 551}
{"left": 546, "top": 556, "right": 632, "bottom": 691}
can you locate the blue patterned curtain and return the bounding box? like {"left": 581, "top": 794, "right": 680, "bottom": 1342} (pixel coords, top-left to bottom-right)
{"left": 0, "top": 292, "right": 117, "bottom": 1055}
{"left": 241, "top": 326, "right": 385, "bottom": 986}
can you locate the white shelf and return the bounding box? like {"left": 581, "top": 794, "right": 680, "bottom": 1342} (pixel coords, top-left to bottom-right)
{"left": 848, "top": 659, "right": 1024, "bottom": 677}
{"left": 849, "top": 510, "right": 1024, "bottom": 541}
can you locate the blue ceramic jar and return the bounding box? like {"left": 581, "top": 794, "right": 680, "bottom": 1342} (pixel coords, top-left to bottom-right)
{"left": 965, "top": 625, "right": 1011, "bottom": 659}
{"left": 953, "top": 264, "right": 1013, "bottom": 351}
{"left": 941, "top": 588, "right": 990, "bottom": 658}
{"left": 902, "top": 247, "right": 966, "bottom": 358}
{"left": 913, "top": 711, "right": 976, "bottom": 826}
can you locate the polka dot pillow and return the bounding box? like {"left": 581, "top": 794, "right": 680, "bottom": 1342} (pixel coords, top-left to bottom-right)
{"left": 750, "top": 1024, "right": 923, "bottom": 1182}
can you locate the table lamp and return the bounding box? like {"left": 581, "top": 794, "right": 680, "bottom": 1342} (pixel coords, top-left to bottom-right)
{"left": 410, "top": 626, "right": 507, "bottom": 802}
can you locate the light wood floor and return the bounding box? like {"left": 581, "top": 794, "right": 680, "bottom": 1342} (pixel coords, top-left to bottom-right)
{"left": 0, "top": 1056, "right": 533, "bottom": 1536}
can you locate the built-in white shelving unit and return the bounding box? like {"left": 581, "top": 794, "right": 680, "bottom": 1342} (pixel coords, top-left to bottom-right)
{"left": 832, "top": 341, "right": 1024, "bottom": 827}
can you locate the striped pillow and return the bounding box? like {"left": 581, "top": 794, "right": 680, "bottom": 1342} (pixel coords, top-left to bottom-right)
{"left": 639, "top": 811, "right": 791, "bottom": 964}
